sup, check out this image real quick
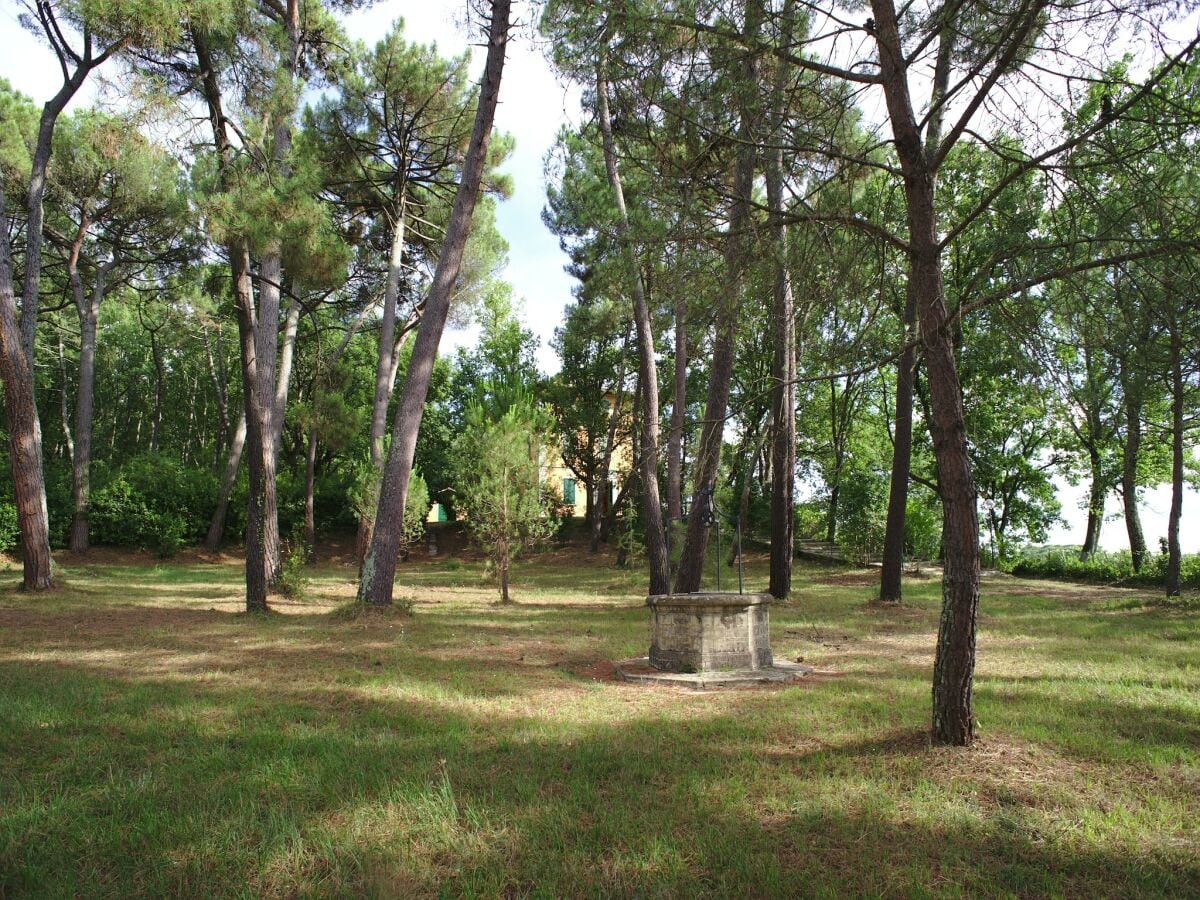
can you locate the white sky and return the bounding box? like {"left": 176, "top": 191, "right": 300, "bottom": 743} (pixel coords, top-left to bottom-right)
{"left": 1, "top": 0, "right": 1195, "bottom": 552}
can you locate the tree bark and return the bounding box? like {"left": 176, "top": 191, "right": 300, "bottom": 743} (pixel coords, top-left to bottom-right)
{"left": 880, "top": 283, "right": 917, "bottom": 600}
{"left": 68, "top": 254, "right": 111, "bottom": 552}
{"left": 880, "top": 14, "right": 953, "bottom": 603}
{"left": 204, "top": 323, "right": 229, "bottom": 467}
{"left": 595, "top": 46, "right": 671, "bottom": 595}
{"left": 149, "top": 327, "right": 164, "bottom": 452}
{"left": 358, "top": 200, "right": 406, "bottom": 564}
{"left": 57, "top": 332, "right": 74, "bottom": 461}
{"left": 1080, "top": 448, "right": 1104, "bottom": 561}
{"left": 667, "top": 294, "right": 687, "bottom": 521}
{"left": 358, "top": 0, "right": 512, "bottom": 605}
{"left": 0, "top": 178, "right": 54, "bottom": 588}
{"left": 206, "top": 413, "right": 246, "bottom": 550}
{"left": 872, "top": 0, "right": 980, "bottom": 746}
{"left": 1120, "top": 387, "right": 1147, "bottom": 572}
{"left": 19, "top": 33, "right": 116, "bottom": 367}
{"left": 675, "top": 0, "right": 762, "bottom": 594}
{"left": 767, "top": 0, "right": 797, "bottom": 600}
{"left": 233, "top": 245, "right": 271, "bottom": 610}
{"left": 590, "top": 368, "right": 626, "bottom": 552}
{"left": 1165, "top": 340, "right": 1183, "bottom": 596}
{"left": 304, "top": 423, "right": 318, "bottom": 559}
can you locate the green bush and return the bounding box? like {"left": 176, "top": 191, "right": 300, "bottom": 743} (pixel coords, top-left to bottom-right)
{"left": 1010, "top": 546, "right": 1200, "bottom": 590}
{"left": 274, "top": 532, "right": 311, "bottom": 600}
{"left": 835, "top": 471, "right": 888, "bottom": 564}
{"left": 903, "top": 496, "right": 941, "bottom": 561}
{"left": 0, "top": 501, "right": 18, "bottom": 553}
{"left": 793, "top": 501, "right": 826, "bottom": 541}
{"left": 89, "top": 454, "right": 218, "bottom": 555}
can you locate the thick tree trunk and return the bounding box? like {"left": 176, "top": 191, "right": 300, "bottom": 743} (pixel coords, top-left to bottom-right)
{"left": 358, "top": 0, "right": 512, "bottom": 605}
{"left": 675, "top": 0, "right": 761, "bottom": 594}
{"left": 0, "top": 179, "right": 54, "bottom": 588}
{"left": 595, "top": 47, "right": 671, "bottom": 595}
{"left": 231, "top": 245, "right": 271, "bottom": 611}
{"left": 193, "top": 24, "right": 283, "bottom": 610}
{"left": 880, "top": 14, "right": 953, "bottom": 602}
{"left": 206, "top": 413, "right": 246, "bottom": 550}
{"left": 767, "top": 5, "right": 796, "bottom": 600}
{"left": 1121, "top": 388, "right": 1147, "bottom": 572}
{"left": 358, "top": 208, "right": 407, "bottom": 564}
{"left": 244, "top": 251, "right": 284, "bottom": 599}
{"left": 667, "top": 294, "right": 687, "bottom": 521}
{"left": 872, "top": 0, "right": 980, "bottom": 746}
{"left": 880, "top": 284, "right": 917, "bottom": 601}
{"left": 69, "top": 259, "right": 110, "bottom": 552}
{"left": 1166, "top": 344, "right": 1183, "bottom": 596}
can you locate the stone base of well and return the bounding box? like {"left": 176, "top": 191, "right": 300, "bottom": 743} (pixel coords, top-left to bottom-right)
{"left": 614, "top": 657, "right": 812, "bottom": 689}
{"left": 647, "top": 592, "right": 773, "bottom": 673}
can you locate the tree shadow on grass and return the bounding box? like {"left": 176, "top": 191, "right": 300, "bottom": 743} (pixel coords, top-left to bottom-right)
{"left": 2, "top": 657, "right": 1196, "bottom": 898}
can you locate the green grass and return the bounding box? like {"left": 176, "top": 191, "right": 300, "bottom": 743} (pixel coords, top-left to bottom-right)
{"left": 0, "top": 542, "right": 1197, "bottom": 897}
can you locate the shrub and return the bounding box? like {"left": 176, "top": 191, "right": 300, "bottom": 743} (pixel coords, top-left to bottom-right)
{"left": 835, "top": 471, "right": 888, "bottom": 564}
{"left": 1010, "top": 546, "right": 1200, "bottom": 590}
{"left": 349, "top": 461, "right": 430, "bottom": 557}
{"left": 88, "top": 453, "right": 217, "bottom": 555}
{"left": 453, "top": 396, "right": 558, "bottom": 602}
{"left": 275, "top": 532, "right": 311, "bottom": 600}
{"left": 904, "top": 496, "right": 942, "bottom": 561}
{"left": 0, "top": 501, "right": 18, "bottom": 554}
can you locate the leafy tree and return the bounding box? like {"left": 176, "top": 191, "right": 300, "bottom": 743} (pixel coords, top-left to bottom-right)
{"left": 453, "top": 396, "right": 558, "bottom": 603}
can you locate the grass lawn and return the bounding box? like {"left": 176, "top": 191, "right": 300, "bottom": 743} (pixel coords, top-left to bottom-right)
{"left": 1, "top": 540, "right": 1197, "bottom": 897}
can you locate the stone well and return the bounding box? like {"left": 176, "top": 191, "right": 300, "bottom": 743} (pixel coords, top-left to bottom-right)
{"left": 648, "top": 592, "right": 773, "bottom": 673}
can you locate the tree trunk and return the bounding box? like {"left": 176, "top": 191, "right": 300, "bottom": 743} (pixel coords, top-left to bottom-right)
{"left": 20, "top": 46, "right": 105, "bottom": 367}
{"left": 595, "top": 48, "right": 671, "bottom": 595}
{"left": 69, "top": 258, "right": 110, "bottom": 552}
{"left": 358, "top": 0, "right": 512, "bottom": 605}
{"left": 304, "top": 424, "right": 318, "bottom": 559}
{"left": 880, "top": 13, "right": 953, "bottom": 602}
{"left": 1120, "top": 387, "right": 1147, "bottom": 572}
{"left": 232, "top": 245, "right": 271, "bottom": 611}
{"left": 359, "top": 205, "right": 407, "bottom": 564}
{"left": 1165, "top": 341, "right": 1183, "bottom": 596}
{"left": 675, "top": 0, "right": 761, "bottom": 594}
{"left": 204, "top": 323, "right": 229, "bottom": 467}
{"left": 206, "top": 413, "right": 246, "bottom": 550}
{"left": 767, "top": 2, "right": 797, "bottom": 600}
{"left": 0, "top": 179, "right": 53, "bottom": 588}
{"left": 149, "top": 328, "right": 164, "bottom": 452}
{"left": 667, "top": 294, "right": 687, "bottom": 521}
{"left": 1080, "top": 448, "right": 1104, "bottom": 561}
{"left": 872, "top": 0, "right": 980, "bottom": 746}
{"left": 56, "top": 332, "right": 74, "bottom": 462}
{"left": 825, "top": 473, "right": 840, "bottom": 545}
{"left": 590, "top": 370, "right": 626, "bottom": 552}
{"left": 880, "top": 284, "right": 917, "bottom": 600}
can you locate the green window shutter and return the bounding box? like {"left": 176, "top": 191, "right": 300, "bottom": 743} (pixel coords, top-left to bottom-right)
{"left": 436, "top": 503, "right": 447, "bottom": 522}
{"left": 562, "top": 478, "right": 576, "bottom": 504}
